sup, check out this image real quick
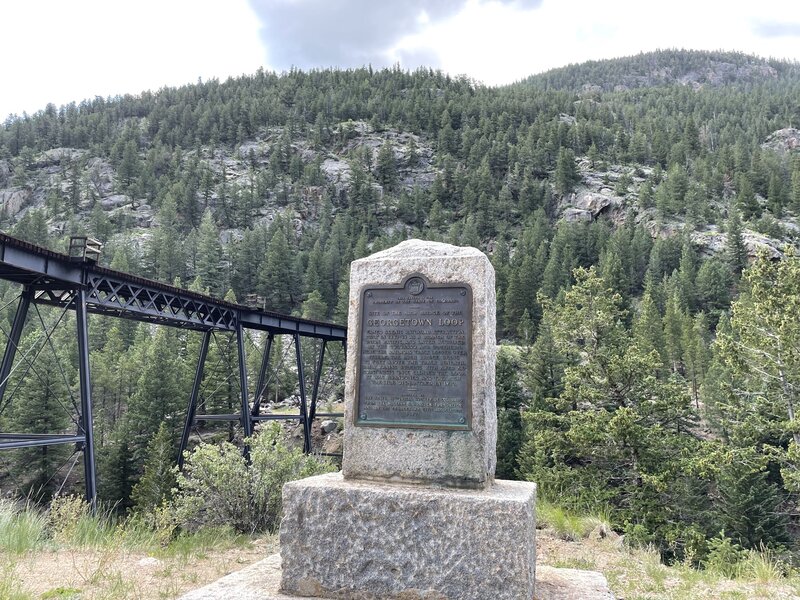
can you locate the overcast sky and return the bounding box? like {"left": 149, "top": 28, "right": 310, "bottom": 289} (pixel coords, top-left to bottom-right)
{"left": 2, "top": 0, "right": 800, "bottom": 120}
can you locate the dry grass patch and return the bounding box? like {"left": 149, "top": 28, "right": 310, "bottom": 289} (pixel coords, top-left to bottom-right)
{"left": 2, "top": 533, "right": 276, "bottom": 600}
{"left": 537, "top": 528, "right": 800, "bottom": 600}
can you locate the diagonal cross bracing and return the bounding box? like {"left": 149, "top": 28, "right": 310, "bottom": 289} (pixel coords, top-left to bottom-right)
{"left": 0, "top": 234, "right": 345, "bottom": 340}
{"left": 0, "top": 233, "right": 347, "bottom": 511}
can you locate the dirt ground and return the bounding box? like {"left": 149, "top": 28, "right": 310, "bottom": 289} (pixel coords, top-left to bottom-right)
{"left": 3, "top": 536, "right": 278, "bottom": 600}
{"left": 5, "top": 529, "right": 800, "bottom": 600}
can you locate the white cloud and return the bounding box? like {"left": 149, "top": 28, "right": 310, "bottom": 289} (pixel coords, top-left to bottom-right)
{"left": 390, "top": 0, "right": 800, "bottom": 85}
{"left": 0, "top": 0, "right": 265, "bottom": 118}
{"left": 2, "top": 0, "right": 800, "bottom": 119}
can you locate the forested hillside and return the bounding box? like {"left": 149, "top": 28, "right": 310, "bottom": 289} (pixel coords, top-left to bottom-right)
{"left": 1, "top": 49, "right": 799, "bottom": 565}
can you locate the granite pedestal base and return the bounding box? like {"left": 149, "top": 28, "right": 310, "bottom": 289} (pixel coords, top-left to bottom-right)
{"left": 279, "top": 473, "right": 537, "bottom": 600}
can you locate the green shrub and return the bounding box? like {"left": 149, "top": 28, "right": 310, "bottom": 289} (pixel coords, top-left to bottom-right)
{"left": 47, "top": 495, "right": 120, "bottom": 548}
{"left": 171, "top": 423, "right": 334, "bottom": 534}
{"left": 705, "top": 532, "right": 747, "bottom": 578}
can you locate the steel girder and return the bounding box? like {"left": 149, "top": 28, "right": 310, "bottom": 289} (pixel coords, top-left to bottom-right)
{"left": 0, "top": 233, "right": 348, "bottom": 511}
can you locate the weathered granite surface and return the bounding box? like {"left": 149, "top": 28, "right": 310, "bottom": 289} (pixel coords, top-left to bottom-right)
{"left": 342, "top": 240, "right": 497, "bottom": 488}
{"left": 535, "top": 566, "right": 616, "bottom": 600}
{"left": 279, "top": 473, "right": 536, "bottom": 600}
{"left": 180, "top": 553, "right": 291, "bottom": 600}
{"left": 178, "top": 554, "right": 616, "bottom": 600}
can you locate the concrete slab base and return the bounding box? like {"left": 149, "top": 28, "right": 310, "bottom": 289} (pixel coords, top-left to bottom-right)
{"left": 178, "top": 554, "right": 616, "bottom": 600}
{"left": 279, "top": 473, "right": 536, "bottom": 600}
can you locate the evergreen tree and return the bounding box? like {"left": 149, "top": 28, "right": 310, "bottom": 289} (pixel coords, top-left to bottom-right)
{"left": 195, "top": 208, "right": 224, "bottom": 296}
{"left": 125, "top": 326, "right": 189, "bottom": 468}
{"left": 725, "top": 208, "right": 747, "bottom": 276}
{"left": 258, "top": 224, "right": 296, "bottom": 313}
{"left": 6, "top": 327, "right": 73, "bottom": 499}
{"left": 716, "top": 449, "right": 789, "bottom": 549}
{"left": 375, "top": 140, "right": 398, "bottom": 191}
{"left": 131, "top": 422, "right": 178, "bottom": 512}
{"left": 554, "top": 147, "right": 579, "bottom": 196}
{"left": 496, "top": 349, "right": 525, "bottom": 479}
{"left": 99, "top": 432, "right": 135, "bottom": 510}
{"left": 301, "top": 290, "right": 328, "bottom": 321}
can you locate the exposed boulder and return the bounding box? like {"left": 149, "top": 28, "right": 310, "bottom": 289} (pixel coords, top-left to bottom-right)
{"left": 572, "top": 190, "right": 613, "bottom": 217}
{"left": 562, "top": 208, "right": 593, "bottom": 223}
{"left": 85, "top": 158, "right": 115, "bottom": 198}
{"left": 99, "top": 194, "right": 131, "bottom": 210}
{"left": 321, "top": 157, "right": 351, "bottom": 186}
{"left": 0, "top": 188, "right": 31, "bottom": 218}
{"left": 108, "top": 204, "right": 154, "bottom": 228}
{"left": 32, "top": 147, "right": 86, "bottom": 168}
{"left": 536, "top": 566, "right": 616, "bottom": 600}
{"left": 762, "top": 128, "right": 800, "bottom": 156}
{"left": 691, "top": 228, "right": 784, "bottom": 260}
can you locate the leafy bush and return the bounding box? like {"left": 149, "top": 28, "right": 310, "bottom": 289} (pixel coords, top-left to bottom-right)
{"left": 47, "top": 495, "right": 119, "bottom": 548}
{"left": 171, "top": 424, "right": 334, "bottom": 534}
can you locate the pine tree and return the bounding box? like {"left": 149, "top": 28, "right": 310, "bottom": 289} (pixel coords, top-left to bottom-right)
{"left": 716, "top": 450, "right": 789, "bottom": 549}
{"left": 117, "top": 140, "right": 140, "bottom": 193}
{"left": 196, "top": 208, "right": 224, "bottom": 296}
{"left": 677, "top": 239, "right": 697, "bottom": 311}
{"left": 725, "top": 208, "right": 748, "bottom": 276}
{"left": 258, "top": 225, "right": 295, "bottom": 313}
{"left": 131, "top": 422, "right": 177, "bottom": 512}
{"left": 633, "top": 290, "right": 665, "bottom": 362}
{"left": 147, "top": 194, "right": 186, "bottom": 282}
{"left": 301, "top": 290, "right": 328, "bottom": 321}
{"left": 554, "top": 147, "right": 579, "bottom": 196}
{"left": 333, "top": 272, "right": 350, "bottom": 325}
{"left": 662, "top": 290, "right": 686, "bottom": 375}
{"left": 99, "top": 431, "right": 135, "bottom": 510}
{"left": 6, "top": 327, "right": 73, "bottom": 499}
{"left": 734, "top": 174, "right": 760, "bottom": 220}
{"left": 695, "top": 257, "right": 733, "bottom": 319}
{"left": 375, "top": 140, "right": 398, "bottom": 191}
{"left": 125, "top": 326, "right": 189, "bottom": 467}
{"left": 496, "top": 349, "right": 525, "bottom": 479}
{"left": 791, "top": 168, "right": 800, "bottom": 212}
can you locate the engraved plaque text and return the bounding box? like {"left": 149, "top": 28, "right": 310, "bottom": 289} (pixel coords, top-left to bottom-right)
{"left": 355, "top": 275, "right": 471, "bottom": 429}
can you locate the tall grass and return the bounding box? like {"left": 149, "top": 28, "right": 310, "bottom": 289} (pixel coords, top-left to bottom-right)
{"left": 537, "top": 500, "right": 612, "bottom": 541}
{"left": 0, "top": 500, "right": 47, "bottom": 554}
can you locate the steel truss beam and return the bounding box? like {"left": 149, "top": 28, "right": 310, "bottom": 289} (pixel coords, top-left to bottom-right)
{"left": 0, "top": 433, "right": 86, "bottom": 450}
{"left": 0, "top": 233, "right": 347, "bottom": 505}
{"left": 75, "top": 288, "right": 97, "bottom": 511}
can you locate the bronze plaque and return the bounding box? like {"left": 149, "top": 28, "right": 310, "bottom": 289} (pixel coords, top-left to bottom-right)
{"left": 355, "top": 274, "right": 472, "bottom": 430}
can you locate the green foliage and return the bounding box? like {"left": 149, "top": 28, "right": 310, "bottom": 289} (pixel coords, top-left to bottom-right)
{"left": 495, "top": 348, "right": 526, "bottom": 479}
{"left": 554, "top": 147, "right": 580, "bottom": 195}
{"left": 170, "top": 424, "right": 334, "bottom": 534}
{"left": 537, "top": 500, "right": 610, "bottom": 541}
{"left": 705, "top": 533, "right": 748, "bottom": 578}
{"left": 518, "top": 266, "right": 711, "bottom": 558}
{"left": 1, "top": 51, "right": 799, "bottom": 559}
{"left": 4, "top": 326, "right": 74, "bottom": 500}
{"left": 715, "top": 450, "right": 789, "bottom": 549}
{"left": 131, "top": 423, "right": 177, "bottom": 514}
{"left": 0, "top": 500, "right": 47, "bottom": 553}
